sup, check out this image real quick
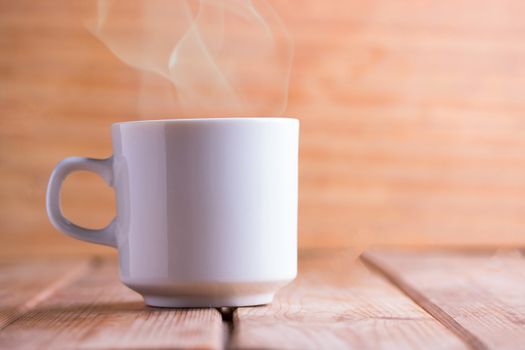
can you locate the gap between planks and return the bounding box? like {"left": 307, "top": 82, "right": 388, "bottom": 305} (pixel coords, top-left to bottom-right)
{"left": 219, "top": 307, "right": 236, "bottom": 350}
{"left": 361, "top": 252, "right": 488, "bottom": 350}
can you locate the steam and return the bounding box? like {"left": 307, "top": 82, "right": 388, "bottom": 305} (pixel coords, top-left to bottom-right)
{"left": 85, "top": 0, "right": 293, "bottom": 116}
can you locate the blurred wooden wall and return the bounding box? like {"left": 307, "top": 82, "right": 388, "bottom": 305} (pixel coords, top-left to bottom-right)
{"left": 2, "top": 0, "right": 525, "bottom": 257}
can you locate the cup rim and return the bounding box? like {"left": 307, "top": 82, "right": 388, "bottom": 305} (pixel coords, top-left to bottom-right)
{"left": 112, "top": 117, "right": 298, "bottom": 127}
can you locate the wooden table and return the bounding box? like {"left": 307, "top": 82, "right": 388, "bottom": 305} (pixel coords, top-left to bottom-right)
{"left": 1, "top": 249, "right": 524, "bottom": 349}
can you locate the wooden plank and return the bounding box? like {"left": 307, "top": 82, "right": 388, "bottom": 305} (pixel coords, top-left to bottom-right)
{"left": 0, "top": 257, "right": 223, "bottom": 350}
{"left": 0, "top": 257, "right": 91, "bottom": 329}
{"left": 363, "top": 249, "right": 525, "bottom": 350}
{"left": 231, "top": 249, "right": 467, "bottom": 349}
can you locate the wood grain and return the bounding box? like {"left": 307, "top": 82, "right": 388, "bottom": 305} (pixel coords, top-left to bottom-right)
{"left": 3, "top": 0, "right": 525, "bottom": 255}
{"left": 0, "top": 257, "right": 223, "bottom": 350}
{"left": 363, "top": 249, "right": 525, "bottom": 350}
{"left": 0, "top": 257, "right": 92, "bottom": 330}
{"left": 231, "top": 250, "right": 466, "bottom": 349}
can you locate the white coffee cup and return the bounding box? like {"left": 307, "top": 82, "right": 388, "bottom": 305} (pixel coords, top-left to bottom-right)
{"left": 46, "top": 118, "right": 299, "bottom": 307}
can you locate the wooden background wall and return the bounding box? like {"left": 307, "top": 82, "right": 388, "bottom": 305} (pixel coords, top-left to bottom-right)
{"left": 2, "top": 0, "right": 525, "bottom": 257}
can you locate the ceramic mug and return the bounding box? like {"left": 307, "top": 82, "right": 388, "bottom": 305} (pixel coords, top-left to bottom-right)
{"left": 46, "top": 118, "right": 299, "bottom": 307}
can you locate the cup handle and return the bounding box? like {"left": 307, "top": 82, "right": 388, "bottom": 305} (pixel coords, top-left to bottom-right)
{"left": 46, "top": 156, "right": 117, "bottom": 248}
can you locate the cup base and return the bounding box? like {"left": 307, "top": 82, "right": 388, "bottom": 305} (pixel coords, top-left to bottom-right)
{"left": 143, "top": 292, "right": 274, "bottom": 308}
{"left": 123, "top": 277, "right": 293, "bottom": 308}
